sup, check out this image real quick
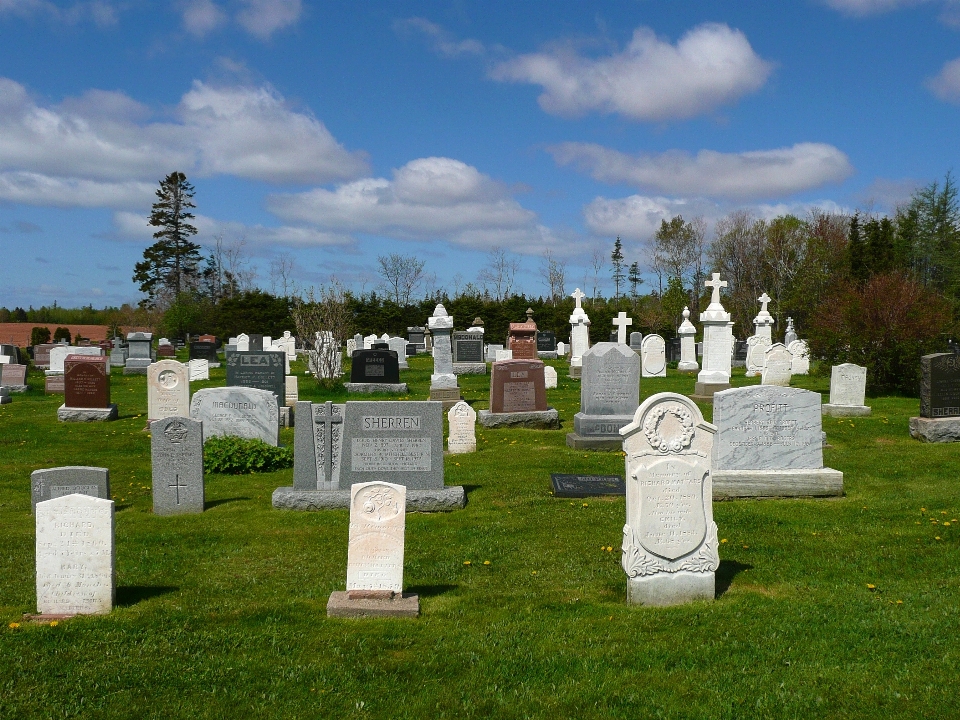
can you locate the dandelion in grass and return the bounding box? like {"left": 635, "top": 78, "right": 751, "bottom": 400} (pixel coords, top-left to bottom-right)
{"left": 49, "top": 621, "right": 58, "bottom": 627}
{"left": 484, "top": 560, "right": 491, "bottom": 566}
{"left": 606, "top": 546, "right": 613, "bottom": 552}
{"left": 463, "top": 561, "right": 471, "bottom": 566}
{"left": 8, "top": 622, "right": 19, "bottom": 629}
{"left": 721, "top": 538, "right": 728, "bottom": 543}
{"left": 896, "top": 600, "right": 903, "bottom": 605}
{"left": 867, "top": 584, "right": 876, "bottom": 590}
{"left": 935, "top": 536, "right": 942, "bottom": 541}
{"left": 582, "top": 503, "right": 588, "bottom": 508}
{"left": 531, "top": 571, "right": 537, "bottom": 575}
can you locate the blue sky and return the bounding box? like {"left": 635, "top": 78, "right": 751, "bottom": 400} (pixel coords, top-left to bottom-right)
{"left": 1, "top": 0, "right": 958, "bottom": 309}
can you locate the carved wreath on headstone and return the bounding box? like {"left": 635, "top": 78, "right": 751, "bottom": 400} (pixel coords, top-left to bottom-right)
{"left": 642, "top": 403, "right": 695, "bottom": 453}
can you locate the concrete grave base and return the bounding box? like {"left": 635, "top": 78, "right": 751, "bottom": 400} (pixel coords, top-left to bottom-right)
{"left": 1, "top": 384, "right": 28, "bottom": 393}
{"left": 272, "top": 485, "right": 466, "bottom": 512}
{"left": 57, "top": 404, "right": 118, "bottom": 422}
{"left": 429, "top": 387, "right": 462, "bottom": 410}
{"left": 909, "top": 416, "right": 960, "bottom": 443}
{"left": 712, "top": 468, "right": 844, "bottom": 498}
{"left": 690, "top": 381, "right": 731, "bottom": 404}
{"left": 822, "top": 403, "right": 872, "bottom": 417}
{"left": 452, "top": 363, "right": 487, "bottom": 375}
{"left": 327, "top": 591, "right": 420, "bottom": 618}
{"left": 537, "top": 351, "right": 558, "bottom": 360}
{"left": 565, "top": 433, "right": 623, "bottom": 450}
{"left": 478, "top": 408, "right": 560, "bottom": 429}
{"left": 627, "top": 571, "right": 715, "bottom": 607}
{"left": 344, "top": 382, "right": 409, "bottom": 394}
{"left": 123, "top": 366, "right": 149, "bottom": 375}
{"left": 568, "top": 365, "right": 581, "bottom": 379}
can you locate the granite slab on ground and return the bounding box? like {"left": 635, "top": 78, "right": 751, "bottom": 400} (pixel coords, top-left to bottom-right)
{"left": 272, "top": 486, "right": 465, "bottom": 512}
{"left": 478, "top": 408, "right": 559, "bottom": 429}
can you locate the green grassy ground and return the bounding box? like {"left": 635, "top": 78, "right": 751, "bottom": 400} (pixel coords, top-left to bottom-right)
{"left": 1, "top": 354, "right": 958, "bottom": 719}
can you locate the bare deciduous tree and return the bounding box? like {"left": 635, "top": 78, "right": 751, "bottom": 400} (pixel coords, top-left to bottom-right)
{"left": 478, "top": 246, "right": 519, "bottom": 301}
{"left": 589, "top": 246, "right": 605, "bottom": 302}
{"left": 291, "top": 279, "right": 353, "bottom": 389}
{"left": 539, "top": 250, "right": 566, "bottom": 304}
{"left": 269, "top": 252, "right": 297, "bottom": 298}
{"left": 377, "top": 253, "right": 427, "bottom": 305}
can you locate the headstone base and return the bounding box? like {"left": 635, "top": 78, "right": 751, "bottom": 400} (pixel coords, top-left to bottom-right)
{"left": 452, "top": 363, "right": 487, "bottom": 375}
{"left": 45, "top": 375, "right": 64, "bottom": 393}
{"left": 326, "top": 591, "right": 420, "bottom": 618}
{"left": 677, "top": 361, "right": 699, "bottom": 374}
{"left": 279, "top": 406, "right": 293, "bottom": 427}
{"left": 712, "top": 468, "right": 844, "bottom": 498}
{"left": 21, "top": 613, "right": 82, "bottom": 624}
{"left": 272, "top": 486, "right": 466, "bottom": 512}
{"left": 57, "top": 405, "right": 118, "bottom": 422}
{"left": 537, "top": 351, "right": 557, "bottom": 360}
{"left": 908, "top": 416, "right": 960, "bottom": 443}
{"left": 690, "top": 381, "right": 731, "bottom": 403}
{"left": 345, "top": 382, "right": 409, "bottom": 394}
{"left": 1, "top": 384, "right": 28, "bottom": 393}
{"left": 429, "top": 387, "right": 462, "bottom": 410}
{"left": 822, "top": 403, "right": 871, "bottom": 417}
{"left": 123, "top": 366, "right": 149, "bottom": 375}
{"left": 627, "top": 572, "right": 715, "bottom": 607}
{"left": 568, "top": 365, "right": 582, "bottom": 379}
{"left": 0, "top": 389, "right": 9, "bottom": 404}
{"left": 478, "top": 408, "right": 560, "bottom": 429}
{"left": 565, "top": 433, "right": 623, "bottom": 450}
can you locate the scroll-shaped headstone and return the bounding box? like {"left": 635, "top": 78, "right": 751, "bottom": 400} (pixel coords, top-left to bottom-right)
{"left": 620, "top": 393, "right": 718, "bottom": 606}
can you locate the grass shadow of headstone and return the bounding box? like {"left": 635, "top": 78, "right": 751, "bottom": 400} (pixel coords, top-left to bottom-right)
{"left": 116, "top": 585, "right": 179, "bottom": 607}
{"left": 715, "top": 560, "right": 753, "bottom": 598}
{"left": 404, "top": 584, "right": 457, "bottom": 598}
{"left": 204, "top": 496, "right": 250, "bottom": 510}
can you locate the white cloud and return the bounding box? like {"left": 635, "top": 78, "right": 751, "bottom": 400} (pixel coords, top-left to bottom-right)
{"left": 180, "top": 0, "right": 225, "bottom": 37}
{"left": 0, "top": 172, "right": 154, "bottom": 208}
{"left": 268, "top": 156, "right": 561, "bottom": 253}
{"left": 394, "top": 17, "right": 485, "bottom": 57}
{"left": 0, "top": 77, "right": 368, "bottom": 208}
{"left": 0, "top": 0, "right": 118, "bottom": 26}
{"left": 821, "top": 0, "right": 929, "bottom": 15}
{"left": 489, "top": 23, "right": 773, "bottom": 121}
{"left": 926, "top": 57, "right": 960, "bottom": 102}
{"left": 550, "top": 142, "right": 853, "bottom": 200}
{"left": 236, "top": 0, "right": 301, "bottom": 40}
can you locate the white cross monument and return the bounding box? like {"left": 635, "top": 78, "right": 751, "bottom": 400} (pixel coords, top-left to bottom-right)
{"left": 613, "top": 312, "right": 633, "bottom": 345}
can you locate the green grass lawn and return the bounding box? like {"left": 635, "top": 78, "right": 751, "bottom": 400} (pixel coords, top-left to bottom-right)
{"left": 1, "top": 354, "right": 958, "bottom": 719}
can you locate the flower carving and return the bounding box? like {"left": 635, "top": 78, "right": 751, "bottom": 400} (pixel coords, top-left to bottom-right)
{"left": 642, "top": 403, "right": 695, "bottom": 453}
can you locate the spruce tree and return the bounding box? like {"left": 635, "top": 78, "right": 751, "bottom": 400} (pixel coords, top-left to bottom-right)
{"left": 133, "top": 172, "right": 202, "bottom": 306}
{"left": 847, "top": 214, "right": 868, "bottom": 282}
{"left": 611, "top": 236, "right": 625, "bottom": 301}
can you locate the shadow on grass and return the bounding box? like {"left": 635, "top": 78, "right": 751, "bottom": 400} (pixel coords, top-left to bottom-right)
{"left": 461, "top": 484, "right": 481, "bottom": 499}
{"left": 116, "top": 585, "right": 179, "bottom": 607}
{"left": 205, "top": 496, "right": 250, "bottom": 510}
{"left": 715, "top": 559, "right": 753, "bottom": 598}
{"left": 405, "top": 584, "right": 457, "bottom": 598}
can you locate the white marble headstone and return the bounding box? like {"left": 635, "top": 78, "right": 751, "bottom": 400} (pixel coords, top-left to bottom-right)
{"left": 788, "top": 340, "right": 810, "bottom": 375}
{"left": 543, "top": 365, "right": 558, "bottom": 389}
{"left": 640, "top": 334, "right": 667, "bottom": 377}
{"left": 830, "top": 363, "right": 867, "bottom": 407}
{"left": 447, "top": 401, "right": 477, "bottom": 454}
{"left": 761, "top": 343, "right": 793, "bottom": 387}
{"left": 235, "top": 333, "right": 250, "bottom": 352}
{"left": 188, "top": 358, "right": 209, "bottom": 381}
{"left": 147, "top": 359, "right": 190, "bottom": 422}
{"left": 495, "top": 349, "right": 513, "bottom": 362}
{"left": 346, "top": 481, "right": 406, "bottom": 594}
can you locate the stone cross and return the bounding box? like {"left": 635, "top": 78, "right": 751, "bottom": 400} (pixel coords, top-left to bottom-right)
{"left": 758, "top": 292, "right": 772, "bottom": 313}
{"left": 612, "top": 312, "right": 633, "bottom": 344}
{"left": 705, "top": 273, "right": 727, "bottom": 306}
{"left": 315, "top": 401, "right": 343, "bottom": 486}
{"left": 571, "top": 288, "right": 585, "bottom": 309}
{"left": 169, "top": 475, "right": 187, "bottom": 505}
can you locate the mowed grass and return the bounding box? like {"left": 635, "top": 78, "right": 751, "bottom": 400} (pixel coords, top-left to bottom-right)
{"left": 1, "top": 354, "right": 958, "bottom": 719}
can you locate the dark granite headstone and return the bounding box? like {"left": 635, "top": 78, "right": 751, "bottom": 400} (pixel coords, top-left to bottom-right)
{"left": 667, "top": 338, "right": 681, "bottom": 362}
{"left": 407, "top": 327, "right": 425, "bottom": 351}
{"left": 248, "top": 334, "right": 264, "bottom": 352}
{"left": 734, "top": 341, "right": 748, "bottom": 362}
{"left": 550, "top": 474, "right": 625, "bottom": 498}
{"left": 489, "top": 359, "right": 547, "bottom": 413}
{"left": 64, "top": 355, "right": 110, "bottom": 408}
{"left": 189, "top": 341, "right": 219, "bottom": 363}
{"left": 372, "top": 342, "right": 390, "bottom": 350}
{"left": 609, "top": 331, "right": 618, "bottom": 342}
{"left": 350, "top": 349, "right": 401, "bottom": 384}
{"left": 0, "top": 344, "right": 22, "bottom": 364}
{"left": 226, "top": 351, "right": 286, "bottom": 406}
{"left": 536, "top": 331, "right": 556, "bottom": 352}
{"left": 921, "top": 353, "right": 960, "bottom": 418}
{"left": 453, "top": 332, "right": 484, "bottom": 363}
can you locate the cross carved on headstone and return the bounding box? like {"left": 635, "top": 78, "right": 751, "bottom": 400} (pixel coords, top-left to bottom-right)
{"left": 705, "top": 273, "right": 727, "bottom": 306}
{"left": 757, "top": 292, "right": 772, "bottom": 313}
{"left": 571, "top": 288, "right": 585, "bottom": 309}
{"left": 612, "top": 311, "right": 633, "bottom": 344}
{"left": 170, "top": 475, "right": 187, "bottom": 505}
{"left": 314, "top": 400, "right": 343, "bottom": 487}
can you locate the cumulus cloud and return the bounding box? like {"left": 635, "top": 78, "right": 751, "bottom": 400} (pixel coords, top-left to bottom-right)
{"left": 821, "top": 0, "right": 929, "bottom": 14}
{"left": 180, "top": 0, "right": 226, "bottom": 37}
{"left": 236, "top": 0, "right": 301, "bottom": 40}
{"left": 0, "top": 76, "right": 368, "bottom": 208}
{"left": 268, "top": 156, "right": 559, "bottom": 253}
{"left": 550, "top": 142, "right": 853, "bottom": 200}
{"left": 926, "top": 57, "right": 960, "bottom": 102}
{"left": 489, "top": 23, "right": 773, "bottom": 121}
{"left": 394, "top": 17, "right": 485, "bottom": 57}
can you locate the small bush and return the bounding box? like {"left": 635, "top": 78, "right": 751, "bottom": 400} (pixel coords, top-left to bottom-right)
{"left": 52, "top": 327, "right": 71, "bottom": 343}
{"left": 30, "top": 327, "right": 51, "bottom": 346}
{"left": 203, "top": 435, "right": 293, "bottom": 475}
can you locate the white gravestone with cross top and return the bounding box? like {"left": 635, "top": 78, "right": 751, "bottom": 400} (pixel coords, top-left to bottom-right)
{"left": 569, "top": 288, "right": 591, "bottom": 371}
{"left": 746, "top": 292, "right": 775, "bottom": 377}
{"left": 694, "top": 273, "right": 733, "bottom": 399}
{"left": 613, "top": 312, "right": 633, "bottom": 345}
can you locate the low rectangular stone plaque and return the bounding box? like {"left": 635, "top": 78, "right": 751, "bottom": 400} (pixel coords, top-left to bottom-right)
{"left": 551, "top": 474, "right": 625, "bottom": 498}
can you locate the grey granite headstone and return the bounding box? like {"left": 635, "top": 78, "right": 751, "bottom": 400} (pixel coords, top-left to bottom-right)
{"left": 567, "top": 342, "right": 640, "bottom": 449}
{"left": 31, "top": 466, "right": 110, "bottom": 513}
{"left": 294, "top": 400, "right": 345, "bottom": 490}
{"left": 190, "top": 387, "right": 279, "bottom": 445}
{"left": 151, "top": 416, "right": 204, "bottom": 515}
{"left": 712, "top": 386, "right": 842, "bottom": 497}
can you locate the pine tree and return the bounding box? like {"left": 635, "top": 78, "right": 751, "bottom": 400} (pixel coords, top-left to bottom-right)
{"left": 628, "top": 261, "right": 642, "bottom": 301}
{"left": 133, "top": 172, "right": 202, "bottom": 306}
{"left": 611, "top": 236, "right": 625, "bottom": 301}
{"left": 847, "top": 214, "right": 868, "bottom": 282}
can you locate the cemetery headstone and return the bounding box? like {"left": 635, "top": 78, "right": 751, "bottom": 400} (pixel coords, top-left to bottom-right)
{"left": 189, "top": 341, "right": 219, "bottom": 366}
{"left": 33, "top": 343, "right": 56, "bottom": 369}
{"left": 629, "top": 332, "right": 643, "bottom": 354}
{"left": 235, "top": 333, "right": 250, "bottom": 352}
{"left": 326, "top": 481, "right": 419, "bottom": 618}
{"left": 124, "top": 332, "right": 154, "bottom": 374}
{"left": 227, "top": 350, "right": 286, "bottom": 406}
{"left": 285, "top": 375, "right": 298, "bottom": 407}
{"left": 544, "top": 365, "right": 558, "bottom": 389}
{"left": 678, "top": 307, "right": 699, "bottom": 373}
{"left": 0, "top": 386, "right": 8, "bottom": 404}
{"left": 495, "top": 348, "right": 513, "bottom": 362}
{"left": 693, "top": 274, "right": 733, "bottom": 402}
{"left": 428, "top": 304, "right": 460, "bottom": 408}
{"left": 407, "top": 327, "right": 426, "bottom": 353}
{"left": 447, "top": 401, "right": 477, "bottom": 454}
{"left": 190, "top": 387, "right": 279, "bottom": 445}
{"left": 788, "top": 339, "right": 810, "bottom": 375}
{"left": 249, "top": 334, "right": 264, "bottom": 352}
{"left": 480, "top": 359, "right": 558, "bottom": 429}
{"left": 612, "top": 311, "right": 633, "bottom": 344}
{"left": 292, "top": 400, "right": 345, "bottom": 491}
{"left": 556, "top": 341, "right": 566, "bottom": 357}
{"left": 346, "top": 338, "right": 357, "bottom": 356}
{"left": 188, "top": 358, "right": 209, "bottom": 381}
{"left": 486, "top": 344, "right": 504, "bottom": 362}
{"left": 910, "top": 353, "right": 960, "bottom": 442}
{"left": 151, "top": 416, "right": 204, "bottom": 515}
{"left": 31, "top": 466, "right": 110, "bottom": 512}
{"left": 784, "top": 317, "right": 798, "bottom": 346}
{"left": 550, "top": 474, "right": 625, "bottom": 498}
{"left": 822, "top": 363, "right": 870, "bottom": 417}
{"left": 346, "top": 348, "right": 407, "bottom": 394}
{"left": 745, "top": 292, "right": 775, "bottom": 377}
{"left": 640, "top": 334, "right": 667, "bottom": 378}
{"left": 35, "top": 494, "right": 114, "bottom": 616}
{"left": 712, "top": 386, "right": 843, "bottom": 497}
{"left": 537, "top": 331, "right": 557, "bottom": 360}
{"left": 388, "top": 337, "right": 409, "bottom": 370}
{"left": 567, "top": 342, "right": 640, "bottom": 449}
{"left": 452, "top": 331, "right": 485, "bottom": 374}
{"left": 620, "top": 393, "right": 719, "bottom": 606}
{"left": 60, "top": 355, "right": 116, "bottom": 421}
{"left": 761, "top": 343, "right": 793, "bottom": 387}
{"left": 147, "top": 359, "right": 190, "bottom": 423}
{"left": 507, "top": 310, "right": 538, "bottom": 360}
{"left": 0, "top": 362, "right": 28, "bottom": 392}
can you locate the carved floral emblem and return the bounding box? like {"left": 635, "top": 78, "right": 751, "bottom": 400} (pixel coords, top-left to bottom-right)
{"left": 642, "top": 403, "right": 695, "bottom": 453}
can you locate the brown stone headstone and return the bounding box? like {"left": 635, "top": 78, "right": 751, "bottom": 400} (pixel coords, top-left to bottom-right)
{"left": 0, "top": 363, "right": 27, "bottom": 385}
{"left": 34, "top": 343, "right": 56, "bottom": 368}
{"left": 489, "top": 359, "right": 547, "bottom": 413}
{"left": 157, "top": 344, "right": 176, "bottom": 357}
{"left": 507, "top": 318, "right": 538, "bottom": 360}
{"left": 64, "top": 355, "right": 110, "bottom": 409}
{"left": 198, "top": 334, "right": 217, "bottom": 344}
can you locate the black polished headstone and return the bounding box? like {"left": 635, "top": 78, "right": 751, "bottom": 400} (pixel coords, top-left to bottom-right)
{"left": 536, "top": 331, "right": 556, "bottom": 352}
{"left": 350, "top": 349, "right": 400, "bottom": 383}
{"left": 226, "top": 351, "right": 285, "bottom": 405}
{"left": 921, "top": 353, "right": 960, "bottom": 418}
{"left": 248, "top": 334, "right": 264, "bottom": 352}
{"left": 453, "top": 332, "right": 484, "bottom": 363}
{"left": 609, "top": 332, "right": 618, "bottom": 342}
{"left": 189, "top": 341, "right": 219, "bottom": 363}
{"left": 550, "top": 474, "right": 626, "bottom": 498}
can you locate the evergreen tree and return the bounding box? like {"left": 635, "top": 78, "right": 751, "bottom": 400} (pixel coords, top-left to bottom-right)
{"left": 893, "top": 205, "right": 918, "bottom": 272}
{"left": 863, "top": 217, "right": 894, "bottom": 276}
{"left": 133, "top": 172, "right": 202, "bottom": 306}
{"left": 627, "top": 261, "right": 642, "bottom": 302}
{"left": 847, "top": 214, "right": 868, "bottom": 282}
{"left": 610, "top": 236, "right": 625, "bottom": 301}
